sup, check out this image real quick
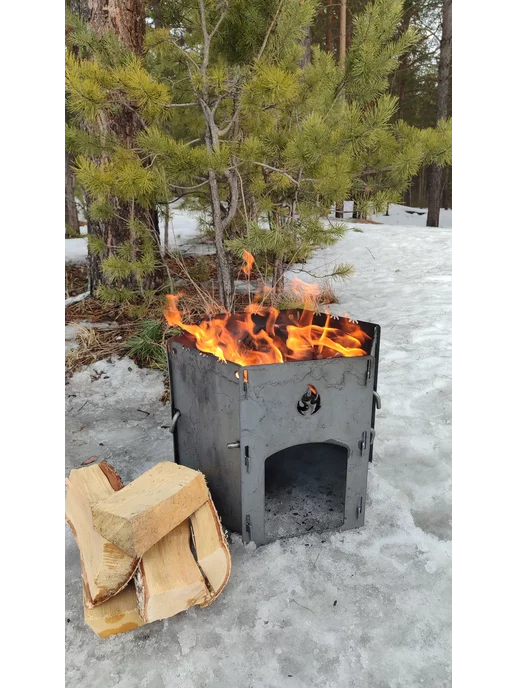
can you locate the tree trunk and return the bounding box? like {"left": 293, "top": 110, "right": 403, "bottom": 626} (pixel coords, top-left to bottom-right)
{"left": 325, "top": 0, "right": 333, "bottom": 53}
{"left": 64, "top": 108, "right": 79, "bottom": 234}
{"left": 334, "top": 1, "right": 347, "bottom": 219}
{"left": 300, "top": 25, "right": 312, "bottom": 68}
{"left": 396, "top": 1, "right": 414, "bottom": 121}
{"left": 65, "top": 152, "right": 80, "bottom": 236}
{"left": 427, "top": 0, "right": 452, "bottom": 227}
{"left": 338, "top": 0, "right": 347, "bottom": 67}
{"left": 90, "top": 0, "right": 145, "bottom": 55}
{"left": 68, "top": 0, "right": 90, "bottom": 21}
{"left": 345, "top": 2, "right": 352, "bottom": 51}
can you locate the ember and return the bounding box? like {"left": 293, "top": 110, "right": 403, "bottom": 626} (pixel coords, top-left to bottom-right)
{"left": 164, "top": 276, "right": 370, "bottom": 366}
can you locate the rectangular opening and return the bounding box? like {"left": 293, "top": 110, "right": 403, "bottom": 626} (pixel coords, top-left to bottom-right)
{"left": 265, "top": 442, "right": 348, "bottom": 541}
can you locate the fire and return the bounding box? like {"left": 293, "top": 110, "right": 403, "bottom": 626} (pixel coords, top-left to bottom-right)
{"left": 164, "top": 262, "right": 370, "bottom": 366}
{"left": 242, "top": 250, "right": 254, "bottom": 277}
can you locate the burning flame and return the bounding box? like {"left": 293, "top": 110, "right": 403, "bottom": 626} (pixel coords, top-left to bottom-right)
{"left": 242, "top": 250, "right": 254, "bottom": 277}
{"left": 164, "top": 258, "right": 370, "bottom": 366}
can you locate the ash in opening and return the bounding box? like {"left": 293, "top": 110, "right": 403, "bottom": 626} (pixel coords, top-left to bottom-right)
{"left": 265, "top": 442, "right": 348, "bottom": 540}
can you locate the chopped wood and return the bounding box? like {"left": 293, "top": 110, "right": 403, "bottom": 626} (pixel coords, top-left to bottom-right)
{"left": 83, "top": 581, "right": 144, "bottom": 638}
{"left": 92, "top": 462, "right": 209, "bottom": 557}
{"left": 135, "top": 520, "right": 209, "bottom": 623}
{"left": 190, "top": 499, "right": 231, "bottom": 606}
{"left": 65, "top": 462, "right": 139, "bottom": 607}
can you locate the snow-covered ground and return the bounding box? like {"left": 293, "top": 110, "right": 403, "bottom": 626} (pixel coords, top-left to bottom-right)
{"left": 65, "top": 216, "right": 451, "bottom": 687}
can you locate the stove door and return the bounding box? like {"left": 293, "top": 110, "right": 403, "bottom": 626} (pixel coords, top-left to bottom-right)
{"left": 239, "top": 354, "right": 377, "bottom": 545}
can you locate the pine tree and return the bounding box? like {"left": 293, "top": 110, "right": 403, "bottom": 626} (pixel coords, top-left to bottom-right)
{"left": 227, "top": 0, "right": 450, "bottom": 288}
{"left": 66, "top": 0, "right": 451, "bottom": 309}
{"left": 66, "top": 1, "right": 164, "bottom": 299}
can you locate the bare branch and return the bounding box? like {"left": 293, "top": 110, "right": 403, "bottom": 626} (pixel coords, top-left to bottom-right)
{"left": 169, "top": 37, "right": 200, "bottom": 71}
{"left": 221, "top": 165, "right": 240, "bottom": 230}
{"left": 164, "top": 102, "right": 198, "bottom": 108}
{"left": 198, "top": 0, "right": 210, "bottom": 76}
{"left": 256, "top": 0, "right": 286, "bottom": 61}
{"left": 209, "top": 7, "right": 228, "bottom": 41}
{"left": 170, "top": 179, "right": 211, "bottom": 191}
{"left": 251, "top": 161, "right": 300, "bottom": 186}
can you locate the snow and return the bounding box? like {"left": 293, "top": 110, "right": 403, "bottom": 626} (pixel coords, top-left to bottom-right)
{"left": 65, "top": 207, "right": 211, "bottom": 266}
{"left": 65, "top": 237, "right": 88, "bottom": 264}
{"left": 65, "top": 290, "right": 90, "bottom": 307}
{"left": 65, "top": 204, "right": 452, "bottom": 267}
{"left": 65, "top": 215, "right": 451, "bottom": 687}
{"left": 370, "top": 203, "right": 452, "bottom": 229}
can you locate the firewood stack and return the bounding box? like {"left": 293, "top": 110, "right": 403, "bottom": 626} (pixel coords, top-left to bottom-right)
{"left": 65, "top": 461, "right": 231, "bottom": 638}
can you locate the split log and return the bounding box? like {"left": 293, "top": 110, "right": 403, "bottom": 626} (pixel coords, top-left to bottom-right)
{"left": 92, "top": 462, "right": 209, "bottom": 557}
{"left": 65, "top": 462, "right": 139, "bottom": 607}
{"left": 83, "top": 581, "right": 144, "bottom": 638}
{"left": 191, "top": 499, "right": 231, "bottom": 606}
{"left": 135, "top": 520, "right": 209, "bottom": 623}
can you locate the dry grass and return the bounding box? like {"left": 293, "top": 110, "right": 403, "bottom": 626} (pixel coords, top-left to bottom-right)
{"left": 65, "top": 264, "right": 89, "bottom": 298}
{"left": 65, "top": 324, "right": 136, "bottom": 374}
{"left": 65, "top": 264, "right": 339, "bottom": 374}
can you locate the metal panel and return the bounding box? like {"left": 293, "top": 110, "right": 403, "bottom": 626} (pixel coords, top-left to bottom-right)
{"left": 239, "top": 355, "right": 374, "bottom": 545}
{"left": 168, "top": 343, "right": 243, "bottom": 531}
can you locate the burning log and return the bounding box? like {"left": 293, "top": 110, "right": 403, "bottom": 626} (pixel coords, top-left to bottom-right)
{"left": 91, "top": 462, "right": 210, "bottom": 557}
{"left": 164, "top": 279, "right": 370, "bottom": 367}
{"left": 65, "top": 462, "right": 139, "bottom": 607}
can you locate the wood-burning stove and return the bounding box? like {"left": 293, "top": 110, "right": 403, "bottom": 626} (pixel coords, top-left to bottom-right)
{"left": 166, "top": 311, "right": 381, "bottom": 545}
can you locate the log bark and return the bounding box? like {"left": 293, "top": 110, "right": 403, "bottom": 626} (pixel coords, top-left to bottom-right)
{"left": 65, "top": 462, "right": 139, "bottom": 607}
{"left": 91, "top": 462, "right": 210, "bottom": 557}
{"left": 191, "top": 499, "right": 232, "bottom": 606}
{"left": 427, "top": 0, "right": 452, "bottom": 227}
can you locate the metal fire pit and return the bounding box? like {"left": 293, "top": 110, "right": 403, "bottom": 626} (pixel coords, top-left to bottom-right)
{"left": 166, "top": 311, "right": 381, "bottom": 546}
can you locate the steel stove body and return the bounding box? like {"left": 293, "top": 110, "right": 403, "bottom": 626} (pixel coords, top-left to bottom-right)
{"left": 167, "top": 312, "right": 380, "bottom": 546}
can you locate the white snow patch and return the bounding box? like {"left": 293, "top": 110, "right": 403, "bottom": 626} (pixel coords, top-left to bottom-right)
{"left": 65, "top": 237, "right": 88, "bottom": 264}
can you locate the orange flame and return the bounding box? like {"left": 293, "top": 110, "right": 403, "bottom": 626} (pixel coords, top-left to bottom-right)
{"left": 164, "top": 275, "right": 370, "bottom": 366}
{"left": 242, "top": 250, "right": 254, "bottom": 277}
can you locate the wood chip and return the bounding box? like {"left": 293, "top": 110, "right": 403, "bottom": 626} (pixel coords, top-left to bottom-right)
{"left": 81, "top": 456, "right": 98, "bottom": 465}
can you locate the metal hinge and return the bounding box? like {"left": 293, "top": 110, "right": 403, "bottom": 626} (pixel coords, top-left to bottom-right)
{"left": 357, "top": 496, "right": 363, "bottom": 518}
{"left": 368, "top": 429, "right": 376, "bottom": 463}
{"left": 245, "top": 515, "right": 252, "bottom": 540}
{"left": 170, "top": 409, "right": 180, "bottom": 433}
{"left": 360, "top": 430, "right": 368, "bottom": 456}
{"left": 244, "top": 445, "right": 250, "bottom": 472}
{"left": 365, "top": 359, "right": 372, "bottom": 384}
